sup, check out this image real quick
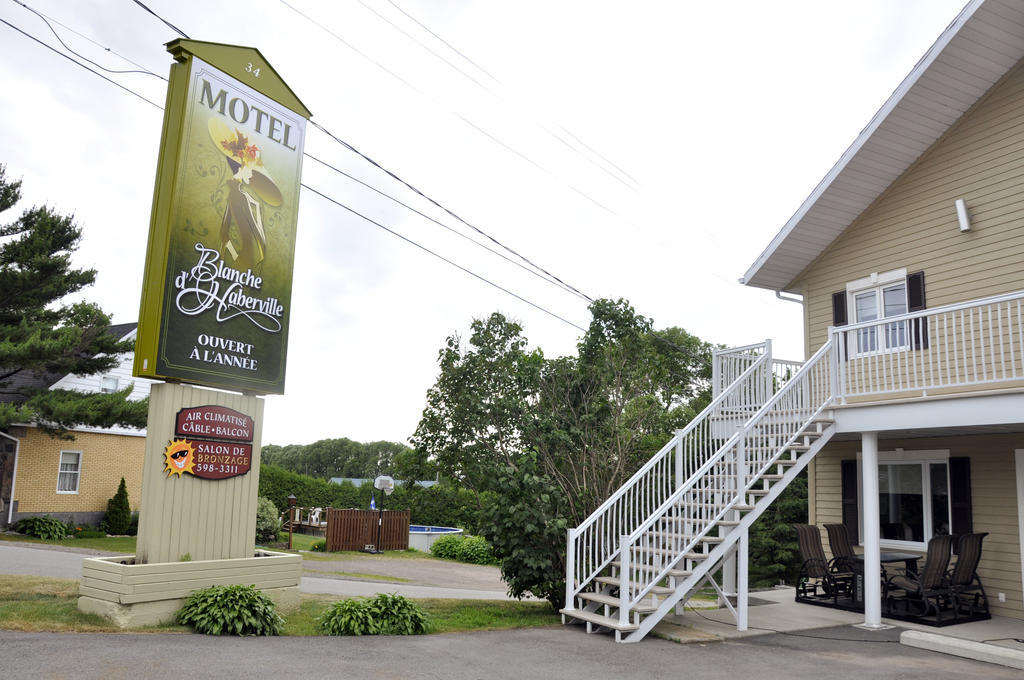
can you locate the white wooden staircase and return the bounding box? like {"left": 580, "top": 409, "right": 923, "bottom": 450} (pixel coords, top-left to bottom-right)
{"left": 561, "top": 339, "right": 837, "bottom": 642}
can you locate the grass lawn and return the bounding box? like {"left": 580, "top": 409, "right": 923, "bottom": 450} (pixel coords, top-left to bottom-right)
{"left": 0, "top": 575, "right": 560, "bottom": 635}
{"left": 0, "top": 532, "right": 137, "bottom": 554}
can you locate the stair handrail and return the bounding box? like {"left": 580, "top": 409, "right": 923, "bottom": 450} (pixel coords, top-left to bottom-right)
{"left": 565, "top": 346, "right": 774, "bottom": 607}
{"left": 616, "top": 339, "right": 835, "bottom": 615}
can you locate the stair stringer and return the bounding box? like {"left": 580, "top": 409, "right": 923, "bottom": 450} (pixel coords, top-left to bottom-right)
{"left": 620, "top": 422, "right": 836, "bottom": 643}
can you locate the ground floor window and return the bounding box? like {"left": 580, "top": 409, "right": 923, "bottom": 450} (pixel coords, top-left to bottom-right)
{"left": 854, "top": 450, "right": 951, "bottom": 550}
{"left": 57, "top": 450, "right": 81, "bottom": 493}
{"left": 878, "top": 460, "right": 950, "bottom": 544}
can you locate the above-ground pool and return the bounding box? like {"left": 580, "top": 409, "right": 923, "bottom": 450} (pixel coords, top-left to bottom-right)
{"left": 408, "top": 525, "right": 463, "bottom": 552}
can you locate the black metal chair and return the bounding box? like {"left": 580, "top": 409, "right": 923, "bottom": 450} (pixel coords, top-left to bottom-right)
{"left": 948, "top": 532, "right": 990, "bottom": 621}
{"left": 794, "top": 524, "right": 853, "bottom": 605}
{"left": 884, "top": 534, "right": 953, "bottom": 620}
{"left": 823, "top": 523, "right": 858, "bottom": 573}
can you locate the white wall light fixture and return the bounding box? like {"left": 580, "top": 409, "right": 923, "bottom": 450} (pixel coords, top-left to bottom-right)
{"left": 955, "top": 198, "right": 971, "bottom": 232}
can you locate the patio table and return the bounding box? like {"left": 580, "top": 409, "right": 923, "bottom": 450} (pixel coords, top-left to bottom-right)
{"left": 849, "top": 552, "right": 921, "bottom": 605}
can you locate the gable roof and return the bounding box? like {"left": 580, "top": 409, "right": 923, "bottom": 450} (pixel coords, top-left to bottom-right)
{"left": 741, "top": 0, "right": 1024, "bottom": 293}
{"left": 0, "top": 323, "right": 137, "bottom": 404}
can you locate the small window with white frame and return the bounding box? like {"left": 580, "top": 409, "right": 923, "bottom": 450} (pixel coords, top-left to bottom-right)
{"left": 847, "top": 268, "right": 908, "bottom": 354}
{"left": 57, "top": 450, "right": 82, "bottom": 493}
{"left": 100, "top": 376, "right": 119, "bottom": 393}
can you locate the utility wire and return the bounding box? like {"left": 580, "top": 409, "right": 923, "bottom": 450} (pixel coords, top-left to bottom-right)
{"left": 275, "top": 0, "right": 625, "bottom": 215}
{"left": 11, "top": 0, "right": 164, "bottom": 79}
{"left": 0, "top": 18, "right": 163, "bottom": 110}
{"left": 1, "top": 7, "right": 591, "bottom": 306}
{"left": 382, "top": 0, "right": 639, "bottom": 191}
{"left": 0, "top": 15, "right": 589, "bottom": 334}
{"left": 308, "top": 120, "right": 595, "bottom": 302}
{"left": 302, "top": 183, "right": 588, "bottom": 332}
{"left": 385, "top": 0, "right": 502, "bottom": 86}
{"left": 130, "top": 0, "right": 189, "bottom": 39}
{"left": 305, "top": 152, "right": 590, "bottom": 302}
{"left": 9, "top": 7, "right": 708, "bottom": 357}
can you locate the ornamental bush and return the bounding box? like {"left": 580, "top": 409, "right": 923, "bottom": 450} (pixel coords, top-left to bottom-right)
{"left": 429, "top": 533, "right": 463, "bottom": 560}
{"left": 318, "top": 593, "right": 427, "bottom": 636}
{"left": 176, "top": 584, "right": 283, "bottom": 636}
{"left": 14, "top": 515, "right": 68, "bottom": 540}
{"left": 455, "top": 535, "right": 496, "bottom": 565}
{"left": 102, "top": 477, "right": 131, "bottom": 535}
{"left": 254, "top": 496, "right": 280, "bottom": 545}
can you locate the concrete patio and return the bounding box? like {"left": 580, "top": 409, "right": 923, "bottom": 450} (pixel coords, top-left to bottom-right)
{"left": 653, "top": 586, "right": 1024, "bottom": 670}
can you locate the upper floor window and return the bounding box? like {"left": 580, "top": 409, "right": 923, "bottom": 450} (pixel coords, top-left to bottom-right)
{"left": 100, "top": 376, "right": 119, "bottom": 393}
{"left": 843, "top": 268, "right": 908, "bottom": 354}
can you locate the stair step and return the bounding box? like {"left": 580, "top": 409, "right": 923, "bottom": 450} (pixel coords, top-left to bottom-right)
{"left": 629, "top": 545, "right": 711, "bottom": 560}
{"left": 747, "top": 489, "right": 770, "bottom": 496}
{"left": 560, "top": 608, "right": 639, "bottom": 632}
{"left": 577, "top": 591, "right": 658, "bottom": 614}
{"left": 611, "top": 561, "right": 692, "bottom": 578}
{"left": 595, "top": 576, "right": 674, "bottom": 595}
{"left": 680, "top": 503, "right": 754, "bottom": 511}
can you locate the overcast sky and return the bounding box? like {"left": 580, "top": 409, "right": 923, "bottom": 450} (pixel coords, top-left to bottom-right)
{"left": 0, "top": 0, "right": 968, "bottom": 446}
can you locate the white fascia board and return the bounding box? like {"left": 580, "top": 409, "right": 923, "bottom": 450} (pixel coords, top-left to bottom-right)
{"left": 833, "top": 390, "right": 1024, "bottom": 434}
{"left": 740, "top": 0, "right": 986, "bottom": 291}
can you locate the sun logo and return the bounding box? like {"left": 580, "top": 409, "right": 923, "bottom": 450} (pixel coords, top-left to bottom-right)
{"left": 163, "top": 439, "right": 196, "bottom": 477}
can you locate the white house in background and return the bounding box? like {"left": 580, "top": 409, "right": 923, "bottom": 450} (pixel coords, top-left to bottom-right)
{"left": 1, "top": 324, "right": 155, "bottom": 526}
{"left": 561, "top": 0, "right": 1024, "bottom": 641}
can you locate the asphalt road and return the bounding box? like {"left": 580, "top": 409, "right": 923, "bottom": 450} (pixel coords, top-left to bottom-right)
{"left": 0, "top": 541, "right": 517, "bottom": 599}
{"left": 0, "top": 626, "right": 1019, "bottom": 680}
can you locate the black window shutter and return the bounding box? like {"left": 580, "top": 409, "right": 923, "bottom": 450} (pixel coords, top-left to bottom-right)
{"left": 841, "top": 459, "right": 859, "bottom": 544}
{"left": 949, "top": 457, "right": 972, "bottom": 541}
{"left": 907, "top": 271, "right": 928, "bottom": 349}
{"left": 832, "top": 291, "right": 848, "bottom": 327}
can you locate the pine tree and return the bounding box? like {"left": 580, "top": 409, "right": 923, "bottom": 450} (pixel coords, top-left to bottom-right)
{"left": 0, "top": 164, "right": 147, "bottom": 433}
{"left": 104, "top": 477, "right": 132, "bottom": 535}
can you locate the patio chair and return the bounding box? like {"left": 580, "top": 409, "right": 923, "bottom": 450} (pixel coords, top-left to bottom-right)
{"left": 884, "top": 533, "right": 953, "bottom": 620}
{"left": 948, "top": 532, "right": 990, "bottom": 620}
{"left": 793, "top": 524, "right": 853, "bottom": 605}
{"left": 823, "top": 523, "right": 858, "bottom": 573}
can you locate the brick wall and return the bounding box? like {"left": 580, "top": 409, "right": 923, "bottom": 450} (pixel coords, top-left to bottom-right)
{"left": 14, "top": 427, "right": 145, "bottom": 515}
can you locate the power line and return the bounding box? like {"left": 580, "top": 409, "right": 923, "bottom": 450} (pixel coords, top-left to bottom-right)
{"left": 0, "top": 17, "right": 162, "bottom": 110}
{"left": 275, "top": 0, "right": 625, "bottom": 216}
{"left": 308, "top": 120, "right": 595, "bottom": 303}
{"left": 129, "top": 0, "right": 189, "bottom": 39}
{"left": 10, "top": 0, "right": 164, "bottom": 79}
{"left": 1, "top": 7, "right": 593, "bottom": 306}
{"left": 304, "top": 152, "right": 590, "bottom": 302}
{"left": 385, "top": 0, "right": 502, "bottom": 87}
{"left": 301, "top": 183, "right": 588, "bottom": 332}
{"left": 0, "top": 15, "right": 590, "bottom": 334}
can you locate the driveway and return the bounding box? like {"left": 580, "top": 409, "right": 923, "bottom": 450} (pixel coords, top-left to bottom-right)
{"left": 0, "top": 541, "right": 517, "bottom": 600}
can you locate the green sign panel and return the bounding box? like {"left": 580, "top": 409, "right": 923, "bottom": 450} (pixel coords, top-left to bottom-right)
{"left": 134, "top": 41, "right": 310, "bottom": 394}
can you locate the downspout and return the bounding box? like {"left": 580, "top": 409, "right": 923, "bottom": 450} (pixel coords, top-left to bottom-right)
{"left": 1, "top": 431, "right": 19, "bottom": 526}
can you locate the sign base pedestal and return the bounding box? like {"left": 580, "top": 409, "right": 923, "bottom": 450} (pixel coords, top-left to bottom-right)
{"left": 77, "top": 549, "right": 300, "bottom": 628}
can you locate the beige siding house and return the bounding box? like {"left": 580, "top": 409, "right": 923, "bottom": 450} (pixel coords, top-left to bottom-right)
{"left": 1, "top": 325, "right": 154, "bottom": 527}
{"left": 741, "top": 0, "right": 1024, "bottom": 625}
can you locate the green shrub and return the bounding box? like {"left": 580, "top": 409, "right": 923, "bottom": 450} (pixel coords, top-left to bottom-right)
{"left": 102, "top": 477, "right": 132, "bottom": 535}
{"left": 371, "top": 593, "right": 428, "bottom": 635}
{"left": 318, "top": 593, "right": 427, "bottom": 636}
{"left": 456, "top": 535, "right": 496, "bottom": 565}
{"left": 254, "top": 496, "right": 280, "bottom": 545}
{"left": 14, "top": 516, "right": 68, "bottom": 540}
{"left": 430, "top": 533, "right": 463, "bottom": 560}
{"left": 310, "top": 539, "right": 326, "bottom": 552}
{"left": 176, "top": 584, "right": 283, "bottom": 636}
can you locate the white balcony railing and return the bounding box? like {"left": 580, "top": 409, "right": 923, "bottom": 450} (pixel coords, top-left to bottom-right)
{"left": 831, "top": 289, "right": 1024, "bottom": 402}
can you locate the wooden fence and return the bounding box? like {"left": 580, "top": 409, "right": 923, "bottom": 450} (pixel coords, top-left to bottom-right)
{"left": 325, "top": 508, "right": 410, "bottom": 552}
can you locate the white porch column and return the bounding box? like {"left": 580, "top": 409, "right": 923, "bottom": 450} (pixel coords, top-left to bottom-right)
{"left": 737, "top": 527, "right": 748, "bottom": 631}
{"left": 860, "top": 431, "right": 883, "bottom": 628}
